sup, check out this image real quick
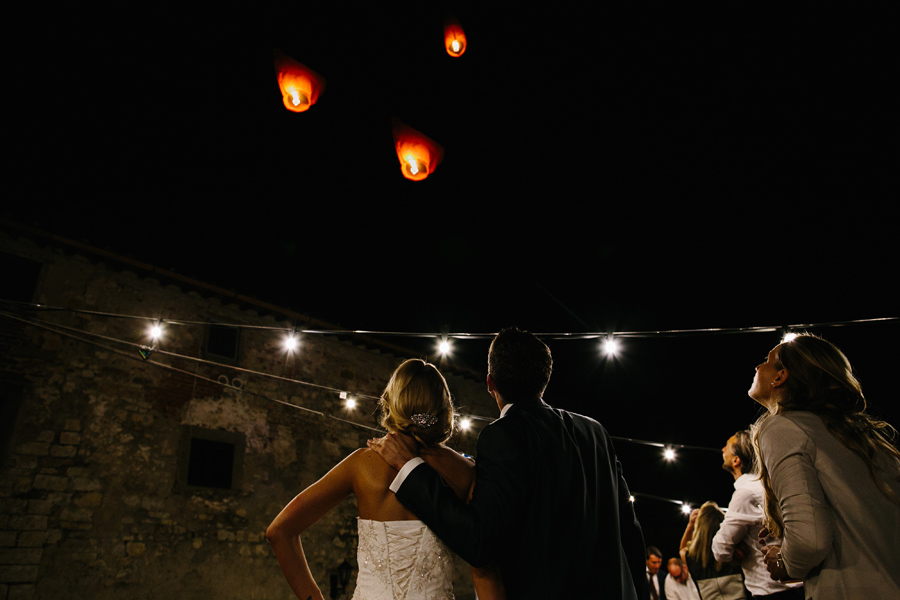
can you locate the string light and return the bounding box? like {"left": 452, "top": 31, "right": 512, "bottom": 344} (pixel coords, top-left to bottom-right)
{"left": 631, "top": 492, "right": 706, "bottom": 510}
{"left": 459, "top": 417, "right": 472, "bottom": 430}
{"left": 782, "top": 331, "right": 798, "bottom": 343}
{"left": 664, "top": 447, "right": 676, "bottom": 461}
{"left": 5, "top": 301, "right": 892, "bottom": 342}
{"left": 603, "top": 337, "right": 620, "bottom": 356}
{"left": 345, "top": 396, "right": 357, "bottom": 409}
{"left": 285, "top": 332, "right": 299, "bottom": 352}
{"left": 438, "top": 338, "right": 452, "bottom": 355}
{"left": 148, "top": 322, "right": 163, "bottom": 341}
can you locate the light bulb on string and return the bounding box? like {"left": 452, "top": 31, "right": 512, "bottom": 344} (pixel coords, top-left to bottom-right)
{"left": 459, "top": 417, "right": 471, "bottom": 430}
{"left": 437, "top": 338, "right": 452, "bottom": 356}
{"left": 148, "top": 321, "right": 164, "bottom": 341}
{"left": 284, "top": 332, "right": 300, "bottom": 352}
{"left": 603, "top": 337, "right": 620, "bottom": 356}
{"left": 681, "top": 503, "right": 692, "bottom": 515}
{"left": 345, "top": 396, "right": 357, "bottom": 410}
{"left": 782, "top": 331, "right": 798, "bottom": 343}
{"left": 663, "top": 447, "right": 676, "bottom": 461}
{"left": 629, "top": 495, "right": 635, "bottom": 503}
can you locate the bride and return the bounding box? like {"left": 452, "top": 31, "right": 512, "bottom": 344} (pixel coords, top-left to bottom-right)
{"left": 266, "top": 358, "right": 504, "bottom": 600}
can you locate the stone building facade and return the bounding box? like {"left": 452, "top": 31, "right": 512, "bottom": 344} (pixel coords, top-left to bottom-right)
{"left": 0, "top": 226, "right": 495, "bottom": 600}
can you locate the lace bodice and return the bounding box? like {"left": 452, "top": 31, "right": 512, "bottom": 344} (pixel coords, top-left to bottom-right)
{"left": 352, "top": 518, "right": 455, "bottom": 600}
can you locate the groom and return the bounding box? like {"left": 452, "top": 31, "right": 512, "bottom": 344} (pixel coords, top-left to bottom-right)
{"left": 369, "top": 327, "right": 647, "bottom": 599}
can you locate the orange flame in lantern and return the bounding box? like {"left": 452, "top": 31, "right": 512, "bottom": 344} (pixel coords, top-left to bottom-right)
{"left": 274, "top": 49, "right": 326, "bottom": 113}
{"left": 443, "top": 19, "right": 467, "bottom": 57}
{"left": 392, "top": 118, "right": 444, "bottom": 182}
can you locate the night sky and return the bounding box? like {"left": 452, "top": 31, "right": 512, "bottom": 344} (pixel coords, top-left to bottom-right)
{"left": 8, "top": 6, "right": 898, "bottom": 555}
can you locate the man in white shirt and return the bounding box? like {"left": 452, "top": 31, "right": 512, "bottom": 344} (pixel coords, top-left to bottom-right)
{"left": 663, "top": 558, "right": 701, "bottom": 600}
{"left": 711, "top": 430, "right": 801, "bottom": 599}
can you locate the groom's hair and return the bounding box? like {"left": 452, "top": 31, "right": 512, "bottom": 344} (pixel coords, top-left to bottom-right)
{"left": 488, "top": 327, "right": 552, "bottom": 403}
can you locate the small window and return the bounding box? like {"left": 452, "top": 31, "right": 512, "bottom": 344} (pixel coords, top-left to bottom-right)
{"left": 177, "top": 426, "right": 245, "bottom": 492}
{"left": 188, "top": 437, "right": 235, "bottom": 488}
{"left": 203, "top": 324, "right": 240, "bottom": 363}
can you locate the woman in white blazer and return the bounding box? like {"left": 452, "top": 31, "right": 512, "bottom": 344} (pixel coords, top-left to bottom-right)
{"left": 749, "top": 334, "right": 900, "bottom": 600}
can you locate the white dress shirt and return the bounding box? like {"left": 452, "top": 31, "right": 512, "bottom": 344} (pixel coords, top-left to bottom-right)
{"left": 664, "top": 573, "right": 701, "bottom": 600}
{"left": 711, "top": 473, "right": 791, "bottom": 596}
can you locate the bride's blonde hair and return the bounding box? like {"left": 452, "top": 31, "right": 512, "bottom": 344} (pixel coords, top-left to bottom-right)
{"left": 379, "top": 359, "right": 455, "bottom": 447}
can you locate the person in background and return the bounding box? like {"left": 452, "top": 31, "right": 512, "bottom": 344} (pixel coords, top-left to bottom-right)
{"left": 664, "top": 558, "right": 701, "bottom": 600}
{"left": 681, "top": 501, "right": 746, "bottom": 599}
{"left": 646, "top": 546, "right": 666, "bottom": 600}
{"left": 749, "top": 334, "right": 900, "bottom": 599}
{"left": 711, "top": 430, "right": 797, "bottom": 599}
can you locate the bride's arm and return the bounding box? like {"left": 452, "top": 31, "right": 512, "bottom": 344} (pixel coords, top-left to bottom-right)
{"left": 266, "top": 450, "right": 360, "bottom": 600}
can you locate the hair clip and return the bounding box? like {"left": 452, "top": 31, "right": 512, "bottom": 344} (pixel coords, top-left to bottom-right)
{"left": 410, "top": 413, "right": 438, "bottom": 428}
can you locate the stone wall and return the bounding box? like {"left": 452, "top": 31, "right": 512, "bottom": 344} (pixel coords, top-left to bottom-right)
{"left": 0, "top": 231, "right": 494, "bottom": 600}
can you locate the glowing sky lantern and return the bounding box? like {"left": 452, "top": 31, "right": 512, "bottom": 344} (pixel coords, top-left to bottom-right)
{"left": 392, "top": 118, "right": 444, "bottom": 181}
{"left": 443, "top": 18, "right": 467, "bottom": 57}
{"left": 273, "top": 49, "right": 326, "bottom": 113}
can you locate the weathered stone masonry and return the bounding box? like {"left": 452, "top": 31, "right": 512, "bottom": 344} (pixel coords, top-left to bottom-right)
{"left": 0, "top": 229, "right": 494, "bottom": 600}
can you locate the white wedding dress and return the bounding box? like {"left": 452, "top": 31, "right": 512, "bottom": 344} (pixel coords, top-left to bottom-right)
{"left": 351, "top": 518, "right": 456, "bottom": 600}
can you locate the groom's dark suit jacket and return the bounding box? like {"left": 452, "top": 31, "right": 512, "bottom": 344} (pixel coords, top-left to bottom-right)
{"left": 395, "top": 400, "right": 648, "bottom": 599}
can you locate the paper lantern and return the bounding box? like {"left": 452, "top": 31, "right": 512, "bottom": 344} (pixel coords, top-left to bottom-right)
{"left": 444, "top": 19, "right": 467, "bottom": 57}
{"left": 273, "top": 49, "right": 326, "bottom": 113}
{"left": 392, "top": 119, "right": 444, "bottom": 181}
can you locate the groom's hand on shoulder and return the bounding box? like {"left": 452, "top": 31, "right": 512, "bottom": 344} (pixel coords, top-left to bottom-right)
{"left": 367, "top": 432, "right": 418, "bottom": 471}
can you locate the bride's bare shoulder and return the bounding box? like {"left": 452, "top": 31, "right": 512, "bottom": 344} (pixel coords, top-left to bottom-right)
{"left": 351, "top": 448, "right": 402, "bottom": 478}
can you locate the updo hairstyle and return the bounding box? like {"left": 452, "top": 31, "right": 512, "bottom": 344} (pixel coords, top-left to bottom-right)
{"left": 379, "top": 359, "right": 455, "bottom": 447}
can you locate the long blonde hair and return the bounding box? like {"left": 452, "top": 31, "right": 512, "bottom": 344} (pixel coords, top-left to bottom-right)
{"left": 379, "top": 359, "right": 455, "bottom": 447}
{"left": 753, "top": 334, "right": 900, "bottom": 536}
{"left": 686, "top": 501, "right": 726, "bottom": 571}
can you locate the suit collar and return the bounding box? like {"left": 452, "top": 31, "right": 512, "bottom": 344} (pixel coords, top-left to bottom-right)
{"left": 500, "top": 398, "right": 551, "bottom": 418}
